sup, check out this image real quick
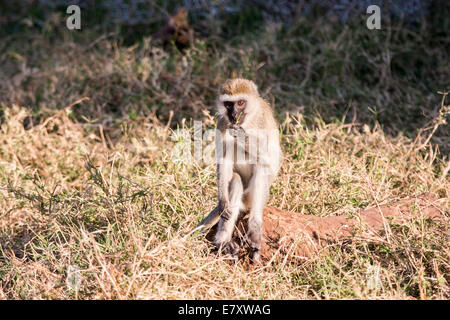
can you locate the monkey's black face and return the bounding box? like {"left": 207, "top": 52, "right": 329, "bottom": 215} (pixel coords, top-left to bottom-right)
{"left": 224, "top": 99, "right": 246, "bottom": 124}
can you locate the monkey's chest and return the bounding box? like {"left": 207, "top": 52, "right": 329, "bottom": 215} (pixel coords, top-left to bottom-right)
{"left": 233, "top": 163, "right": 254, "bottom": 187}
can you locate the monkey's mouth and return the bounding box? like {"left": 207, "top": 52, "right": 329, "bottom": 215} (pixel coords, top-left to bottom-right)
{"left": 228, "top": 110, "right": 245, "bottom": 125}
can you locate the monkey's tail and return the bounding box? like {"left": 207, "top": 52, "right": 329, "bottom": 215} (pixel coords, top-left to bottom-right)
{"left": 188, "top": 205, "right": 222, "bottom": 235}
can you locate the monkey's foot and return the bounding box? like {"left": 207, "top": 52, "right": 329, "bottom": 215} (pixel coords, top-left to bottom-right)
{"left": 250, "top": 248, "right": 261, "bottom": 264}
{"left": 216, "top": 240, "right": 240, "bottom": 260}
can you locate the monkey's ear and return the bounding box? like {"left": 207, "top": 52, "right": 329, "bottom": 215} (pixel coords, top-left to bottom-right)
{"left": 251, "top": 81, "right": 259, "bottom": 94}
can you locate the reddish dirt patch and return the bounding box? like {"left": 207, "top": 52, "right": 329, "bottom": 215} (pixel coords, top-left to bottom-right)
{"left": 206, "top": 193, "right": 447, "bottom": 263}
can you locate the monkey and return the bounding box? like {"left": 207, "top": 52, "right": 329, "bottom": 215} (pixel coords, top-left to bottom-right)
{"left": 196, "top": 78, "right": 282, "bottom": 263}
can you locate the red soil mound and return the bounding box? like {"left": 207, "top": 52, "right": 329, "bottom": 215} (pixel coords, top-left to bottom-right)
{"left": 206, "top": 193, "right": 446, "bottom": 263}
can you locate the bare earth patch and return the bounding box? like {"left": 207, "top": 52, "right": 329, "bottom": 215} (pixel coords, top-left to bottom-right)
{"left": 206, "top": 193, "right": 447, "bottom": 263}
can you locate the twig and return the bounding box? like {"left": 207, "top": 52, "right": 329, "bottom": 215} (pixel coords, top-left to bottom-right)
{"left": 41, "top": 97, "right": 90, "bottom": 128}
{"left": 408, "top": 91, "right": 449, "bottom": 155}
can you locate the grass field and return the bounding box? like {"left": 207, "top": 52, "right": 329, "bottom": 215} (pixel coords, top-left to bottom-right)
{"left": 0, "top": 3, "right": 449, "bottom": 299}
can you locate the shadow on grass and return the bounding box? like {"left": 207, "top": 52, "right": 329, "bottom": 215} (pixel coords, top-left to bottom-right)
{"left": 0, "top": 2, "right": 448, "bottom": 151}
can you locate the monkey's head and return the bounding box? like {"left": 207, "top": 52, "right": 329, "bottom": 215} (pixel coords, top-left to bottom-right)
{"left": 218, "top": 78, "right": 260, "bottom": 126}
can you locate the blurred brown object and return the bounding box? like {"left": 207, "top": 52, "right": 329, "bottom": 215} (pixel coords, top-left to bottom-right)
{"left": 153, "top": 8, "right": 194, "bottom": 49}
{"left": 206, "top": 193, "right": 447, "bottom": 262}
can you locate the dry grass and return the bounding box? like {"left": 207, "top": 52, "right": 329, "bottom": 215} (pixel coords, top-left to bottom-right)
{"left": 0, "top": 99, "right": 448, "bottom": 299}
{"left": 0, "top": 6, "right": 449, "bottom": 299}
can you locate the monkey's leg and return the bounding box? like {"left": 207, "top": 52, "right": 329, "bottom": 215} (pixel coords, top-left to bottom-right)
{"left": 246, "top": 168, "right": 270, "bottom": 263}
{"left": 215, "top": 173, "right": 244, "bottom": 257}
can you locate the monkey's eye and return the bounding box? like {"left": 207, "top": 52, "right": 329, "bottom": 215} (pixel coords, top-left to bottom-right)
{"left": 237, "top": 100, "right": 245, "bottom": 107}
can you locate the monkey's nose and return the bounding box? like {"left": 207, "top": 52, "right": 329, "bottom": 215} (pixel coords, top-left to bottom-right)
{"left": 224, "top": 101, "right": 234, "bottom": 110}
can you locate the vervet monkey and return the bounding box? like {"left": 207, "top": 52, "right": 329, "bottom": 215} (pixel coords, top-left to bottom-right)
{"left": 197, "top": 78, "right": 281, "bottom": 262}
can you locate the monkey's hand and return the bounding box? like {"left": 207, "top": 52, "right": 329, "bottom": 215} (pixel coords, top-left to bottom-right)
{"left": 218, "top": 204, "right": 232, "bottom": 221}
{"left": 218, "top": 198, "right": 228, "bottom": 212}
{"left": 228, "top": 124, "right": 245, "bottom": 138}
{"left": 216, "top": 240, "right": 240, "bottom": 260}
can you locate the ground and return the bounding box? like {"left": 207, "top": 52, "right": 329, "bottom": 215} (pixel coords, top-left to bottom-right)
{"left": 0, "top": 3, "right": 449, "bottom": 299}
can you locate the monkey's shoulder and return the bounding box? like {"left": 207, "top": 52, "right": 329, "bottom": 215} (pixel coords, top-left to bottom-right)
{"left": 217, "top": 116, "right": 230, "bottom": 132}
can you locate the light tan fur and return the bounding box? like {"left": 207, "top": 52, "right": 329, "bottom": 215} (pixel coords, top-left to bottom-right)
{"left": 196, "top": 78, "right": 281, "bottom": 262}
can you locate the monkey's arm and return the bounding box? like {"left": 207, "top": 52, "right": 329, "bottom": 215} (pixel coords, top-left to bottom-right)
{"left": 215, "top": 131, "right": 235, "bottom": 208}
{"left": 217, "top": 160, "right": 233, "bottom": 209}
{"left": 193, "top": 139, "right": 233, "bottom": 233}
